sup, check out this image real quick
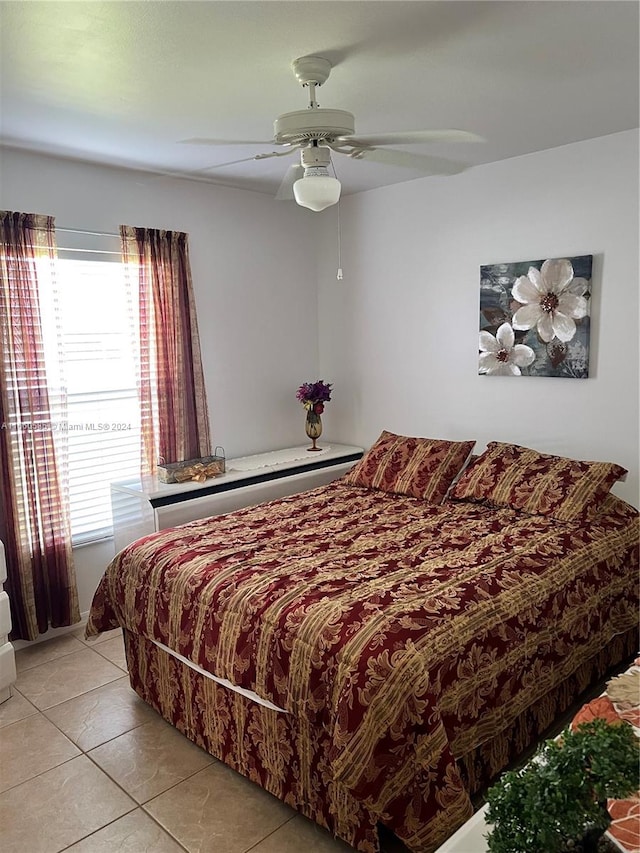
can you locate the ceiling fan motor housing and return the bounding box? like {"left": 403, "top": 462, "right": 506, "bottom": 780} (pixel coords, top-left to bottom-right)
{"left": 274, "top": 109, "right": 355, "bottom": 144}
{"left": 291, "top": 56, "right": 333, "bottom": 87}
{"left": 300, "top": 146, "right": 332, "bottom": 169}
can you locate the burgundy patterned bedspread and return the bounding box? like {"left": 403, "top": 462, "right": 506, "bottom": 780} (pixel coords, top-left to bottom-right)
{"left": 87, "top": 482, "right": 639, "bottom": 852}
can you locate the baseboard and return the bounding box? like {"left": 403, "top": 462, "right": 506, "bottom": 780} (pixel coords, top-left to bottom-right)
{"left": 12, "top": 611, "right": 90, "bottom": 650}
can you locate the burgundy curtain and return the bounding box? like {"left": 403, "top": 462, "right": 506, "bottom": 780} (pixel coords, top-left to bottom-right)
{"left": 120, "top": 226, "right": 211, "bottom": 475}
{"left": 0, "top": 211, "right": 79, "bottom": 640}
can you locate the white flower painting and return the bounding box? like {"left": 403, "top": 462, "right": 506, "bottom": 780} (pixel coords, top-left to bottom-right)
{"left": 479, "top": 255, "right": 592, "bottom": 378}
{"left": 511, "top": 259, "right": 589, "bottom": 343}
{"left": 479, "top": 323, "right": 535, "bottom": 376}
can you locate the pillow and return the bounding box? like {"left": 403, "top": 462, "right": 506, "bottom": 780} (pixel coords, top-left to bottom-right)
{"left": 450, "top": 441, "right": 627, "bottom": 522}
{"left": 344, "top": 430, "right": 475, "bottom": 504}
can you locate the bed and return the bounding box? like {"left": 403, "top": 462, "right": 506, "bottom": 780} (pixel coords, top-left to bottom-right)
{"left": 87, "top": 434, "right": 639, "bottom": 853}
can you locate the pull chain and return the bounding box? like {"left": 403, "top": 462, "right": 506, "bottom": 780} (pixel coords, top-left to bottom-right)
{"left": 336, "top": 201, "right": 343, "bottom": 280}
{"left": 331, "top": 159, "right": 343, "bottom": 280}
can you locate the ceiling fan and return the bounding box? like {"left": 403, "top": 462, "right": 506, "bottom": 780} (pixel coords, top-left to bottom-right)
{"left": 185, "top": 56, "right": 483, "bottom": 211}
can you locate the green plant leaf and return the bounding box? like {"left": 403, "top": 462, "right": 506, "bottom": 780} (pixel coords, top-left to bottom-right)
{"left": 486, "top": 720, "right": 639, "bottom": 853}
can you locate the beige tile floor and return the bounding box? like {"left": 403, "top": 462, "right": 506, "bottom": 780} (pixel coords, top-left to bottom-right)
{"left": 0, "top": 628, "right": 407, "bottom": 853}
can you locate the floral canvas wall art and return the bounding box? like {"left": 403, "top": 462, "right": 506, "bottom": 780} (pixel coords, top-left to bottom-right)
{"left": 479, "top": 255, "right": 592, "bottom": 378}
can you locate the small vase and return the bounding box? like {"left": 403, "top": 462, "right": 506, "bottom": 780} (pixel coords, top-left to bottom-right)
{"left": 305, "top": 409, "right": 322, "bottom": 451}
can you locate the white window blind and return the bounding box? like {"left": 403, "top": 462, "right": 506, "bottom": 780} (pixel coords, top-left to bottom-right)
{"left": 39, "top": 235, "right": 143, "bottom": 545}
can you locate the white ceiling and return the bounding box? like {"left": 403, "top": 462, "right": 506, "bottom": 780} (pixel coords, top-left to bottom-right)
{"left": 1, "top": 1, "right": 638, "bottom": 198}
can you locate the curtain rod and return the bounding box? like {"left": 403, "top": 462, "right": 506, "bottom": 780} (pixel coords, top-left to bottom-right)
{"left": 57, "top": 227, "right": 120, "bottom": 238}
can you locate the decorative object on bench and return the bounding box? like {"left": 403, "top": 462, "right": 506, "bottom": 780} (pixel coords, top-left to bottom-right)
{"left": 479, "top": 255, "right": 592, "bottom": 378}
{"left": 157, "top": 447, "right": 225, "bottom": 483}
{"left": 485, "top": 719, "right": 640, "bottom": 853}
{"left": 296, "top": 379, "right": 332, "bottom": 451}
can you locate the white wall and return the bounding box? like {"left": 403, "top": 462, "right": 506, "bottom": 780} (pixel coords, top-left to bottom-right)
{"left": 318, "top": 130, "right": 640, "bottom": 508}
{"left": 1, "top": 148, "right": 319, "bottom": 613}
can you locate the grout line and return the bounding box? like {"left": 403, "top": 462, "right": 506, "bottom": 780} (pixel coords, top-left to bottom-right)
{"left": 14, "top": 639, "right": 90, "bottom": 674}
{"left": 135, "top": 806, "right": 193, "bottom": 852}
{"left": 40, "top": 690, "right": 154, "bottom": 751}
{"left": 84, "top": 731, "right": 216, "bottom": 806}
{"left": 242, "top": 813, "right": 298, "bottom": 852}
{"left": 0, "top": 747, "right": 81, "bottom": 795}
{"left": 14, "top": 637, "right": 123, "bottom": 681}
{"left": 135, "top": 756, "right": 216, "bottom": 804}
{"left": 57, "top": 809, "right": 139, "bottom": 852}
{"left": 139, "top": 808, "right": 193, "bottom": 852}
{"left": 15, "top": 674, "right": 126, "bottom": 713}
{"left": 6, "top": 684, "right": 38, "bottom": 710}
{"left": 90, "top": 639, "right": 129, "bottom": 672}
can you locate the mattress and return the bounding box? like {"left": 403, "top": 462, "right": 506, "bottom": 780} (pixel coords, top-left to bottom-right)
{"left": 87, "top": 481, "right": 639, "bottom": 851}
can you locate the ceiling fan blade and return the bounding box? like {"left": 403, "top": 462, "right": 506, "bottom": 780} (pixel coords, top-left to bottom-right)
{"left": 180, "top": 137, "right": 276, "bottom": 146}
{"left": 275, "top": 164, "right": 304, "bottom": 201}
{"left": 198, "top": 148, "right": 297, "bottom": 172}
{"left": 198, "top": 155, "right": 264, "bottom": 171}
{"left": 351, "top": 147, "right": 467, "bottom": 175}
{"left": 345, "top": 130, "right": 485, "bottom": 146}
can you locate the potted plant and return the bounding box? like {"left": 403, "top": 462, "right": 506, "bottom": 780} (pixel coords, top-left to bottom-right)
{"left": 485, "top": 719, "right": 640, "bottom": 853}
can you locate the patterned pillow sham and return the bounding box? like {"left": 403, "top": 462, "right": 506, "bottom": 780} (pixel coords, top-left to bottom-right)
{"left": 450, "top": 441, "right": 627, "bottom": 523}
{"left": 344, "top": 430, "right": 475, "bottom": 503}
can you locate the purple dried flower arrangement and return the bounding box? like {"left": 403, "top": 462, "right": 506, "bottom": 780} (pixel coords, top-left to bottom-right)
{"left": 296, "top": 380, "right": 332, "bottom": 414}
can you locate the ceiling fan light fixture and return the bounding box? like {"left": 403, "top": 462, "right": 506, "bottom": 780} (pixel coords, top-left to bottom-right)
{"left": 293, "top": 143, "right": 341, "bottom": 211}
{"left": 293, "top": 167, "right": 341, "bottom": 211}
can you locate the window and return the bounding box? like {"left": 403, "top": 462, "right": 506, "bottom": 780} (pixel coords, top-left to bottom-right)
{"left": 40, "top": 233, "right": 142, "bottom": 545}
